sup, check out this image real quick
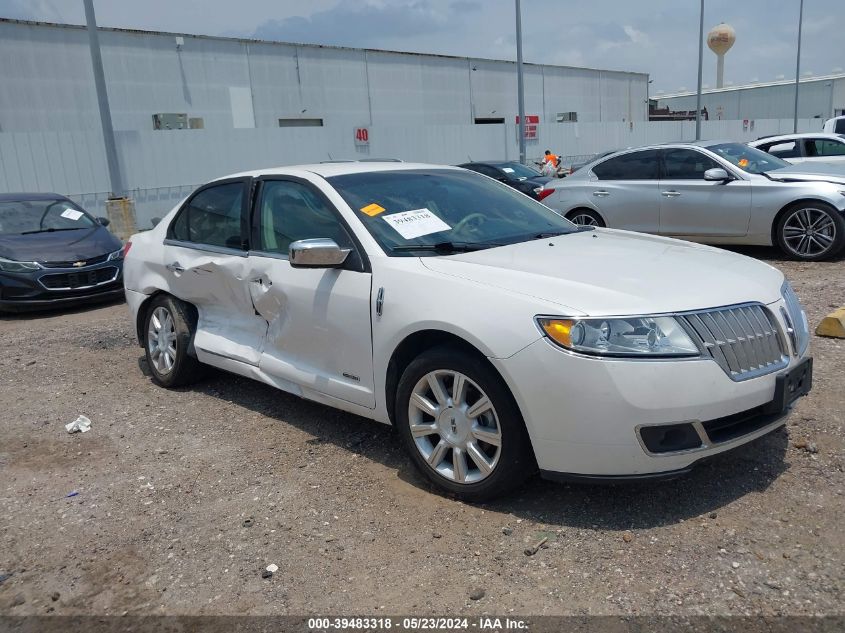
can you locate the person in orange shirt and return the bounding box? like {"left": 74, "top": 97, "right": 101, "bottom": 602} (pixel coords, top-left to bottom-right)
{"left": 543, "top": 149, "right": 559, "bottom": 167}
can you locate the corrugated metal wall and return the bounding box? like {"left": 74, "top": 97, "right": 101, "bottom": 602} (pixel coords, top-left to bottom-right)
{"left": 0, "top": 19, "right": 649, "bottom": 134}
{"left": 0, "top": 118, "right": 820, "bottom": 227}
{"left": 658, "top": 78, "right": 844, "bottom": 121}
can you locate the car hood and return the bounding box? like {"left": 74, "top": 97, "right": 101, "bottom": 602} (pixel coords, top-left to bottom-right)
{"left": 0, "top": 226, "right": 122, "bottom": 263}
{"left": 421, "top": 229, "right": 784, "bottom": 316}
{"left": 766, "top": 162, "right": 845, "bottom": 185}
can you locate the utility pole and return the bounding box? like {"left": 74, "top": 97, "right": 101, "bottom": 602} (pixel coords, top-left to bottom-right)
{"left": 83, "top": 0, "right": 122, "bottom": 196}
{"left": 793, "top": 0, "right": 804, "bottom": 133}
{"left": 695, "top": 0, "right": 704, "bottom": 140}
{"left": 515, "top": 0, "right": 526, "bottom": 164}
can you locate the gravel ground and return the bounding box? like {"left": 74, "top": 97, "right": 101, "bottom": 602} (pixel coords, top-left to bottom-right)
{"left": 0, "top": 246, "right": 843, "bottom": 617}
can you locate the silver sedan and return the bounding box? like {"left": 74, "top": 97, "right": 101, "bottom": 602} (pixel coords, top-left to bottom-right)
{"left": 542, "top": 141, "right": 845, "bottom": 260}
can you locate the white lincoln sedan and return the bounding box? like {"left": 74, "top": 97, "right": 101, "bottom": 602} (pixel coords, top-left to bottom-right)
{"left": 124, "top": 162, "right": 812, "bottom": 500}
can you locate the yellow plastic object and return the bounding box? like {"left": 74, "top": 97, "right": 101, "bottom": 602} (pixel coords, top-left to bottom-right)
{"left": 816, "top": 308, "right": 845, "bottom": 339}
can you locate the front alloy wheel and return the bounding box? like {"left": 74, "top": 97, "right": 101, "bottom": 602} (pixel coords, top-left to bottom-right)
{"left": 395, "top": 346, "right": 535, "bottom": 501}
{"left": 408, "top": 369, "right": 502, "bottom": 484}
{"left": 777, "top": 204, "right": 845, "bottom": 260}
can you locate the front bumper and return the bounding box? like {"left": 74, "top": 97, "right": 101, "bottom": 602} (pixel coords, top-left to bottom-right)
{"left": 491, "top": 335, "right": 810, "bottom": 477}
{"left": 0, "top": 260, "right": 124, "bottom": 312}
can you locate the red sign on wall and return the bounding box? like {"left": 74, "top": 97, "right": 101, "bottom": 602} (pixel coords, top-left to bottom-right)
{"left": 515, "top": 115, "right": 540, "bottom": 140}
{"left": 354, "top": 127, "right": 370, "bottom": 146}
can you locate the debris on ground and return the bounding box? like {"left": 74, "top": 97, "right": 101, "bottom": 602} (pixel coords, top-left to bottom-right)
{"left": 502, "top": 527, "right": 513, "bottom": 536}
{"left": 242, "top": 518, "right": 254, "bottom": 528}
{"left": 524, "top": 536, "right": 548, "bottom": 556}
{"left": 468, "top": 588, "right": 485, "bottom": 601}
{"left": 266, "top": 564, "right": 278, "bottom": 573}
{"left": 622, "top": 531, "right": 633, "bottom": 543}
{"left": 64, "top": 415, "right": 92, "bottom": 434}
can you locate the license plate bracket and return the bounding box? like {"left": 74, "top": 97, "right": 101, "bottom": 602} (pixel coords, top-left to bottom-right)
{"left": 766, "top": 357, "right": 813, "bottom": 414}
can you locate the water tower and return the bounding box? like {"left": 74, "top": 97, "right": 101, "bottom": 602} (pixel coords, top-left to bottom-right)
{"left": 707, "top": 23, "right": 736, "bottom": 88}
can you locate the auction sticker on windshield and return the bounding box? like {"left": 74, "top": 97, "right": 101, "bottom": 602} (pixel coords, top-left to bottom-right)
{"left": 360, "top": 203, "right": 386, "bottom": 217}
{"left": 60, "top": 208, "right": 84, "bottom": 221}
{"left": 382, "top": 208, "right": 451, "bottom": 240}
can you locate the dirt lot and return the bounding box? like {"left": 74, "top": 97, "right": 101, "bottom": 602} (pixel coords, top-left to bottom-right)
{"left": 0, "top": 246, "right": 843, "bottom": 617}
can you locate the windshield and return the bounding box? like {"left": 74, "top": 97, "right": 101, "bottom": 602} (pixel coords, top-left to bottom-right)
{"left": 327, "top": 169, "right": 577, "bottom": 256}
{"left": 495, "top": 162, "right": 543, "bottom": 179}
{"left": 0, "top": 199, "right": 97, "bottom": 235}
{"left": 707, "top": 142, "right": 791, "bottom": 174}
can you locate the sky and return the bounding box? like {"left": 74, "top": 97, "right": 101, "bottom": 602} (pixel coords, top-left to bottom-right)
{"left": 1, "top": 0, "right": 843, "bottom": 94}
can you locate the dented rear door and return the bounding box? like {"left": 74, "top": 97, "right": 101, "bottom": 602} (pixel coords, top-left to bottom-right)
{"left": 161, "top": 178, "right": 267, "bottom": 366}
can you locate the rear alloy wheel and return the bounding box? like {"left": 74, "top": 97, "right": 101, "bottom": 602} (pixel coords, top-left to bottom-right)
{"left": 776, "top": 203, "right": 845, "bottom": 261}
{"left": 566, "top": 209, "right": 605, "bottom": 228}
{"left": 143, "top": 294, "right": 202, "bottom": 388}
{"left": 395, "top": 346, "right": 535, "bottom": 501}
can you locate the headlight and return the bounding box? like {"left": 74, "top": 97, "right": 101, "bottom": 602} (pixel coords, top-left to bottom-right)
{"left": 0, "top": 257, "right": 42, "bottom": 273}
{"left": 536, "top": 315, "right": 700, "bottom": 357}
{"left": 780, "top": 280, "right": 809, "bottom": 356}
{"left": 106, "top": 247, "right": 125, "bottom": 261}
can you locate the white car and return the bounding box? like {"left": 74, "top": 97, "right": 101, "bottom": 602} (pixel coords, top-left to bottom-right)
{"left": 749, "top": 133, "right": 845, "bottom": 166}
{"left": 124, "top": 162, "right": 813, "bottom": 500}
{"left": 823, "top": 115, "right": 845, "bottom": 134}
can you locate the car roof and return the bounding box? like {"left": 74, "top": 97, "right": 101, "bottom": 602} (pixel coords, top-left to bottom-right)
{"left": 221, "top": 161, "right": 463, "bottom": 181}
{"left": 0, "top": 192, "right": 69, "bottom": 202}
{"left": 750, "top": 132, "right": 845, "bottom": 143}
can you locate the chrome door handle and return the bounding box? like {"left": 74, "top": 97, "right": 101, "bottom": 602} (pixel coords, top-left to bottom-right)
{"left": 592, "top": 190, "right": 610, "bottom": 197}
{"left": 165, "top": 262, "right": 185, "bottom": 273}
{"left": 661, "top": 190, "right": 681, "bottom": 197}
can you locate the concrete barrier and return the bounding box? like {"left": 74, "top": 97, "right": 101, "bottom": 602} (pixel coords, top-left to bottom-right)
{"left": 816, "top": 308, "right": 845, "bottom": 338}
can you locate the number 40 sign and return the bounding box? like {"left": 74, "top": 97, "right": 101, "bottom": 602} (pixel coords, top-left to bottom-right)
{"left": 354, "top": 126, "right": 370, "bottom": 147}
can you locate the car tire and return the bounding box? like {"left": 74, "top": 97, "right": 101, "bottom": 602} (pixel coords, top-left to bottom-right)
{"left": 395, "top": 345, "right": 536, "bottom": 501}
{"left": 775, "top": 202, "right": 845, "bottom": 261}
{"left": 143, "top": 294, "right": 203, "bottom": 388}
{"left": 566, "top": 208, "right": 605, "bottom": 228}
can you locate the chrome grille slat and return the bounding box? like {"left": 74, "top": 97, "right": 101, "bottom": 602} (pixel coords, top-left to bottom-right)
{"left": 680, "top": 304, "right": 788, "bottom": 382}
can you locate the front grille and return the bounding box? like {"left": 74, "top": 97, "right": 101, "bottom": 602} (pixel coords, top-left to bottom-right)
{"left": 39, "top": 266, "right": 119, "bottom": 290}
{"left": 41, "top": 253, "right": 110, "bottom": 268}
{"left": 679, "top": 304, "right": 787, "bottom": 381}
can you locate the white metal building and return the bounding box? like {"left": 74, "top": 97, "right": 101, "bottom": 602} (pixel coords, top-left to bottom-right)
{"left": 657, "top": 74, "right": 845, "bottom": 124}
{"left": 0, "top": 18, "right": 648, "bottom": 134}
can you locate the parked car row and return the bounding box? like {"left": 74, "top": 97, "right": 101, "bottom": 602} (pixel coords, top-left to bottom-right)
{"left": 1, "top": 138, "right": 828, "bottom": 500}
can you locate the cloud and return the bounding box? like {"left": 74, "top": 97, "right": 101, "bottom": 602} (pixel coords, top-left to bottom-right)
{"left": 252, "top": 0, "right": 455, "bottom": 48}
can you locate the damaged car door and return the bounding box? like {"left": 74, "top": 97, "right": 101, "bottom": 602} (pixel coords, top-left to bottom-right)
{"left": 162, "top": 178, "right": 267, "bottom": 365}
{"left": 246, "top": 177, "right": 375, "bottom": 408}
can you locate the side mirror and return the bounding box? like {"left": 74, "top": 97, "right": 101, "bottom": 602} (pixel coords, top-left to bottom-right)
{"left": 703, "top": 168, "right": 731, "bottom": 182}
{"left": 97, "top": 216, "right": 111, "bottom": 226}
{"left": 289, "top": 238, "right": 350, "bottom": 268}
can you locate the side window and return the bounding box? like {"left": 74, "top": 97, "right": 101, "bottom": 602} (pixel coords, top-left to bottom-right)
{"left": 766, "top": 141, "right": 799, "bottom": 158}
{"left": 809, "top": 139, "right": 845, "bottom": 157}
{"left": 661, "top": 148, "right": 719, "bottom": 180}
{"left": 169, "top": 182, "right": 244, "bottom": 249}
{"left": 257, "top": 180, "right": 353, "bottom": 255}
{"left": 592, "top": 150, "right": 659, "bottom": 180}
{"left": 836, "top": 120, "right": 845, "bottom": 134}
